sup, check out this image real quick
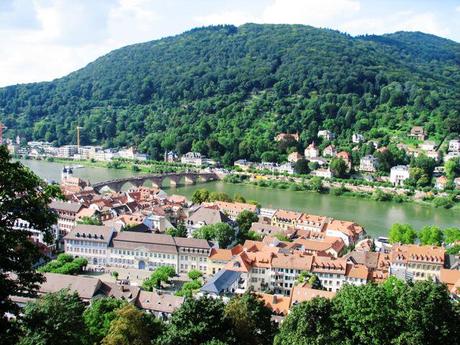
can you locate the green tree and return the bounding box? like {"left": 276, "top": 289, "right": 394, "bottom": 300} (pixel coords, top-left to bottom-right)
{"left": 330, "top": 157, "right": 348, "bottom": 178}
{"left": 395, "top": 281, "right": 460, "bottom": 345}
{"left": 275, "top": 298, "right": 337, "bottom": 345}
{"left": 188, "top": 269, "right": 203, "bottom": 280}
{"left": 192, "top": 188, "right": 210, "bottom": 204}
{"left": 19, "top": 289, "right": 86, "bottom": 345}
{"left": 444, "top": 157, "right": 460, "bottom": 179}
{"left": 166, "top": 222, "right": 188, "bottom": 237}
{"left": 77, "top": 216, "right": 102, "bottom": 225}
{"left": 102, "top": 304, "right": 162, "bottom": 345}
{"left": 193, "top": 223, "right": 235, "bottom": 248}
{"left": 159, "top": 296, "right": 232, "bottom": 345}
{"left": 294, "top": 158, "right": 310, "bottom": 175}
{"left": 333, "top": 284, "right": 401, "bottom": 345}
{"left": 142, "top": 266, "right": 176, "bottom": 290}
{"left": 236, "top": 210, "right": 259, "bottom": 240}
{"left": 175, "top": 279, "right": 203, "bottom": 298}
{"left": 388, "top": 223, "right": 417, "bottom": 244}
{"left": 209, "top": 191, "right": 232, "bottom": 202}
{"left": 83, "top": 298, "right": 126, "bottom": 345}
{"left": 309, "top": 176, "right": 324, "bottom": 193}
{"left": 0, "top": 146, "right": 58, "bottom": 342}
{"left": 38, "top": 254, "right": 88, "bottom": 275}
{"left": 225, "top": 293, "right": 276, "bottom": 345}
{"left": 418, "top": 225, "right": 444, "bottom": 245}
{"left": 444, "top": 227, "right": 460, "bottom": 244}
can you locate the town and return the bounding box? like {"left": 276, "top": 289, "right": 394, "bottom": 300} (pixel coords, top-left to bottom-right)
{"left": 10, "top": 163, "right": 459, "bottom": 321}
{"left": 6, "top": 124, "right": 460, "bottom": 197}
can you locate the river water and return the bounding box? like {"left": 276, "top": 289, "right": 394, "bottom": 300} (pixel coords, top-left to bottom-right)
{"left": 20, "top": 159, "right": 459, "bottom": 237}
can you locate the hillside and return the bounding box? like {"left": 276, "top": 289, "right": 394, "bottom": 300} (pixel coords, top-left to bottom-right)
{"left": 0, "top": 24, "right": 459, "bottom": 163}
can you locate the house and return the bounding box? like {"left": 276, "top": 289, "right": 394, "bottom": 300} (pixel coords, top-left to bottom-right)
{"left": 390, "top": 244, "right": 445, "bottom": 282}
{"left": 390, "top": 165, "right": 410, "bottom": 186}
{"left": 325, "top": 220, "right": 365, "bottom": 246}
{"left": 420, "top": 140, "right": 436, "bottom": 152}
{"left": 318, "top": 130, "right": 334, "bottom": 141}
{"left": 274, "top": 133, "right": 299, "bottom": 142}
{"left": 258, "top": 293, "right": 291, "bottom": 316}
{"left": 181, "top": 152, "right": 203, "bottom": 166}
{"left": 304, "top": 143, "right": 319, "bottom": 159}
{"left": 359, "top": 155, "right": 379, "bottom": 173}
{"left": 49, "top": 200, "right": 84, "bottom": 237}
{"left": 455, "top": 177, "right": 460, "bottom": 190}
{"left": 290, "top": 283, "right": 335, "bottom": 305}
{"left": 352, "top": 133, "right": 365, "bottom": 144}
{"left": 323, "top": 145, "right": 337, "bottom": 157}
{"left": 250, "top": 222, "right": 287, "bottom": 238}
{"left": 409, "top": 126, "right": 425, "bottom": 140}
{"left": 215, "top": 201, "right": 258, "bottom": 219}
{"left": 435, "top": 176, "right": 448, "bottom": 190}
{"left": 175, "top": 237, "right": 211, "bottom": 274}
{"left": 296, "top": 213, "right": 328, "bottom": 232}
{"left": 200, "top": 269, "right": 243, "bottom": 296}
{"left": 207, "top": 246, "right": 244, "bottom": 276}
{"left": 165, "top": 151, "right": 178, "bottom": 162}
{"left": 136, "top": 291, "right": 184, "bottom": 318}
{"left": 64, "top": 224, "right": 115, "bottom": 266}
{"left": 37, "top": 273, "right": 102, "bottom": 302}
{"left": 448, "top": 139, "right": 460, "bottom": 152}
{"left": 337, "top": 151, "right": 352, "bottom": 170}
{"left": 271, "top": 209, "right": 303, "bottom": 230}
{"left": 444, "top": 151, "right": 460, "bottom": 162}
{"left": 276, "top": 162, "right": 295, "bottom": 175}
{"left": 439, "top": 269, "right": 460, "bottom": 298}
{"left": 186, "top": 206, "right": 232, "bottom": 235}
{"left": 311, "top": 256, "right": 347, "bottom": 292}
{"left": 311, "top": 168, "right": 332, "bottom": 178}
{"left": 287, "top": 152, "right": 303, "bottom": 163}
{"left": 293, "top": 237, "right": 345, "bottom": 258}
{"left": 234, "top": 159, "right": 254, "bottom": 171}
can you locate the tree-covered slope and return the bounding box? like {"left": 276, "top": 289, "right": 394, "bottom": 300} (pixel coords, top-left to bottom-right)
{"left": 0, "top": 24, "right": 459, "bottom": 163}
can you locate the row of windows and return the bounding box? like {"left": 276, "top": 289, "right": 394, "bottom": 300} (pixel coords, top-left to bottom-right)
{"left": 70, "top": 247, "right": 106, "bottom": 255}
{"left": 68, "top": 240, "right": 106, "bottom": 247}
{"left": 180, "top": 264, "right": 207, "bottom": 271}
{"left": 180, "top": 255, "right": 206, "bottom": 262}
{"left": 180, "top": 248, "right": 209, "bottom": 255}
{"left": 112, "top": 249, "right": 175, "bottom": 260}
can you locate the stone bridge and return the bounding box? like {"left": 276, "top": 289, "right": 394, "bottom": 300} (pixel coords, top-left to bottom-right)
{"left": 91, "top": 172, "right": 220, "bottom": 193}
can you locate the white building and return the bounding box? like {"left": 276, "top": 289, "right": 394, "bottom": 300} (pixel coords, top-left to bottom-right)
{"left": 318, "top": 130, "right": 334, "bottom": 141}
{"left": 359, "top": 155, "right": 379, "bottom": 173}
{"left": 64, "top": 224, "right": 115, "bottom": 266}
{"left": 304, "top": 143, "right": 319, "bottom": 159}
{"left": 420, "top": 141, "right": 436, "bottom": 152}
{"left": 448, "top": 139, "right": 460, "bottom": 152}
{"left": 352, "top": 133, "right": 365, "bottom": 144}
{"left": 58, "top": 145, "right": 78, "bottom": 158}
{"left": 390, "top": 165, "right": 410, "bottom": 186}
{"left": 180, "top": 152, "right": 215, "bottom": 166}
{"left": 276, "top": 162, "right": 295, "bottom": 175}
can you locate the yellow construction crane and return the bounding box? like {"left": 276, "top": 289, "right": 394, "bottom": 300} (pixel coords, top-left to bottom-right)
{"left": 76, "top": 125, "right": 83, "bottom": 151}
{"left": 0, "top": 122, "right": 7, "bottom": 145}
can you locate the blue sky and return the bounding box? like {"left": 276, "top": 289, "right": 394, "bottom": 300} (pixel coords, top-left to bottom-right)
{"left": 1, "top": 0, "right": 459, "bottom": 86}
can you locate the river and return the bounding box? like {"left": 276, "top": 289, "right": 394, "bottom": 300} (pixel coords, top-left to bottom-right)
{"left": 20, "top": 159, "right": 459, "bottom": 238}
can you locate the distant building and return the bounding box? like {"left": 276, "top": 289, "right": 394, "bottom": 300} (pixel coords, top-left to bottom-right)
{"left": 435, "top": 176, "right": 448, "bottom": 190}
{"left": 390, "top": 165, "right": 410, "bottom": 186}
{"left": 304, "top": 143, "right": 319, "bottom": 159}
{"left": 181, "top": 152, "right": 216, "bottom": 167}
{"left": 317, "top": 130, "right": 334, "bottom": 141}
{"left": 165, "top": 151, "right": 178, "bottom": 162}
{"left": 337, "top": 151, "right": 352, "bottom": 170}
{"left": 287, "top": 152, "right": 303, "bottom": 163}
{"left": 323, "top": 145, "right": 337, "bottom": 157}
{"left": 274, "top": 133, "right": 299, "bottom": 142}
{"left": 234, "top": 159, "right": 253, "bottom": 171}
{"left": 448, "top": 139, "right": 460, "bottom": 152}
{"left": 352, "top": 133, "right": 364, "bottom": 144}
{"left": 311, "top": 168, "right": 332, "bottom": 178}
{"left": 420, "top": 140, "right": 436, "bottom": 152}
{"left": 409, "top": 126, "right": 425, "bottom": 141}
{"left": 276, "top": 162, "right": 295, "bottom": 175}
{"left": 49, "top": 200, "right": 83, "bottom": 237}
{"left": 359, "top": 155, "right": 379, "bottom": 173}
{"left": 58, "top": 145, "right": 78, "bottom": 158}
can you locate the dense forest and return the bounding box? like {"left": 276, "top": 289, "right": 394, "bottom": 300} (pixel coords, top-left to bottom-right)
{"left": 0, "top": 24, "right": 459, "bottom": 164}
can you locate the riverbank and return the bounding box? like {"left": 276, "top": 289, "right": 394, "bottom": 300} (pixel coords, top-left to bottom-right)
{"left": 30, "top": 156, "right": 187, "bottom": 174}
{"left": 224, "top": 174, "right": 460, "bottom": 211}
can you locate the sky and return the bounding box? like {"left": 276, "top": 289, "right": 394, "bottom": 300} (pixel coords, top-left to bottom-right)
{"left": 0, "top": 0, "right": 459, "bottom": 87}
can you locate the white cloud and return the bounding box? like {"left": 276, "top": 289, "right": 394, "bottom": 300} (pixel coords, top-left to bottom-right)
{"left": 195, "top": 10, "right": 257, "bottom": 26}
{"left": 342, "top": 11, "right": 451, "bottom": 37}
{"left": 262, "top": 0, "right": 360, "bottom": 27}
{"left": 0, "top": 0, "right": 162, "bottom": 86}
{"left": 195, "top": 0, "right": 361, "bottom": 29}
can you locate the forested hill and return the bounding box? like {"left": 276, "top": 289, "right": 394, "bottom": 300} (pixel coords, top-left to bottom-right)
{"left": 1, "top": 24, "right": 459, "bottom": 163}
